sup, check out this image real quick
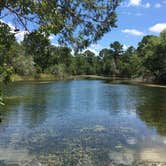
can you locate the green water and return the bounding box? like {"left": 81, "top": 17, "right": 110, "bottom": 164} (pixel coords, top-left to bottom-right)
{"left": 0, "top": 80, "right": 166, "bottom": 165}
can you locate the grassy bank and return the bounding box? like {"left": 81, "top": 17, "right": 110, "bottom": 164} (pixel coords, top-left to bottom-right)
{"left": 10, "top": 74, "right": 113, "bottom": 82}
{"left": 11, "top": 74, "right": 71, "bottom": 82}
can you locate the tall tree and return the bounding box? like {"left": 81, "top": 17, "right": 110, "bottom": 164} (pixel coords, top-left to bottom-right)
{"left": 23, "top": 31, "right": 50, "bottom": 71}
{"left": 110, "top": 41, "right": 123, "bottom": 76}
{"left": 110, "top": 41, "right": 123, "bottom": 57}
{"left": 153, "top": 30, "right": 166, "bottom": 83}
{"left": 137, "top": 35, "right": 161, "bottom": 79}
{"left": 83, "top": 50, "right": 97, "bottom": 74}
{"left": 0, "top": 22, "right": 15, "bottom": 65}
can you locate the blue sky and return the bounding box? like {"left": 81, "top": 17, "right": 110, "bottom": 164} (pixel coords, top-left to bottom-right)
{"left": 85, "top": 0, "right": 166, "bottom": 54}
{"left": 1, "top": 0, "right": 166, "bottom": 54}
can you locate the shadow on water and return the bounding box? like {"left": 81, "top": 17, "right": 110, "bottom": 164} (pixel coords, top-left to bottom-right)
{"left": 105, "top": 79, "right": 166, "bottom": 136}
{"left": 135, "top": 87, "right": 166, "bottom": 136}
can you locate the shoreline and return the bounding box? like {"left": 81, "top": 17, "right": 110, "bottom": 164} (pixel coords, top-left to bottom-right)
{"left": 5, "top": 74, "right": 166, "bottom": 88}
{"left": 72, "top": 75, "right": 166, "bottom": 88}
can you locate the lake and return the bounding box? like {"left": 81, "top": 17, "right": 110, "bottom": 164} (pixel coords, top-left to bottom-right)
{"left": 0, "top": 80, "right": 166, "bottom": 165}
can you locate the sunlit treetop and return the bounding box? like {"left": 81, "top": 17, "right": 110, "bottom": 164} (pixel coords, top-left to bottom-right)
{"left": 0, "top": 0, "right": 121, "bottom": 51}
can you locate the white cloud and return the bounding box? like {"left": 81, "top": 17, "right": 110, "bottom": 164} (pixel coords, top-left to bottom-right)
{"left": 49, "top": 34, "right": 54, "bottom": 40}
{"left": 15, "top": 31, "right": 29, "bottom": 42}
{"left": 128, "top": 0, "right": 142, "bottom": 6}
{"left": 0, "top": 19, "right": 5, "bottom": 23}
{"left": 143, "top": 2, "right": 151, "bottom": 8}
{"left": 154, "top": 3, "right": 161, "bottom": 8}
{"left": 0, "top": 19, "right": 29, "bottom": 42}
{"left": 0, "top": 20, "right": 14, "bottom": 30}
{"left": 123, "top": 44, "right": 129, "bottom": 50}
{"left": 0, "top": 19, "right": 7, "bottom": 25}
{"left": 84, "top": 44, "right": 104, "bottom": 55}
{"left": 120, "top": 11, "right": 143, "bottom": 16}
{"left": 149, "top": 23, "right": 166, "bottom": 33}
{"left": 122, "top": 29, "right": 144, "bottom": 36}
{"left": 7, "top": 23, "right": 15, "bottom": 30}
{"left": 127, "top": 0, "right": 151, "bottom": 8}
{"left": 52, "top": 42, "right": 60, "bottom": 47}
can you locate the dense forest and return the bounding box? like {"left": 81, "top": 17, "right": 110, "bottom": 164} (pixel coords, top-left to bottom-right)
{"left": 0, "top": 21, "right": 166, "bottom": 85}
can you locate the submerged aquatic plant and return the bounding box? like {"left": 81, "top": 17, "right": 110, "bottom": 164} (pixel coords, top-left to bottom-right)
{"left": 93, "top": 125, "right": 106, "bottom": 132}
{"left": 0, "top": 94, "right": 5, "bottom": 106}
{"left": 80, "top": 125, "right": 106, "bottom": 133}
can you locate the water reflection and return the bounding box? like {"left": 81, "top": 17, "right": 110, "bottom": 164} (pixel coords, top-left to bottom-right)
{"left": 136, "top": 87, "right": 166, "bottom": 135}
{"left": 0, "top": 80, "right": 166, "bottom": 165}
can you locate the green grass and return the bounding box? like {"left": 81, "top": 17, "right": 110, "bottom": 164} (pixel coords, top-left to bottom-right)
{"left": 11, "top": 74, "right": 59, "bottom": 82}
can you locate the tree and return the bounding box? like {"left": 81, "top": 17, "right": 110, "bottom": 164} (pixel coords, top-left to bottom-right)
{"left": 109, "top": 41, "right": 123, "bottom": 76}
{"left": 152, "top": 30, "right": 166, "bottom": 83}
{"left": 0, "top": 22, "right": 16, "bottom": 105}
{"left": 45, "top": 64, "right": 66, "bottom": 79}
{"left": 137, "top": 35, "right": 161, "bottom": 80}
{"left": 99, "top": 49, "right": 112, "bottom": 75}
{"left": 160, "top": 29, "right": 166, "bottom": 44}
{"left": 75, "top": 54, "right": 88, "bottom": 75}
{"left": 56, "top": 47, "right": 72, "bottom": 67}
{"left": 0, "top": 22, "right": 15, "bottom": 65}
{"left": 23, "top": 31, "right": 50, "bottom": 71}
{"left": 0, "top": 0, "right": 120, "bottom": 50}
{"left": 110, "top": 41, "right": 123, "bottom": 57}
{"left": 119, "top": 47, "right": 140, "bottom": 78}
{"left": 137, "top": 35, "right": 160, "bottom": 58}
{"left": 99, "top": 49, "right": 111, "bottom": 59}
{"left": 0, "top": 64, "right": 13, "bottom": 105}
{"left": 83, "top": 50, "right": 97, "bottom": 74}
{"left": 11, "top": 55, "right": 35, "bottom": 76}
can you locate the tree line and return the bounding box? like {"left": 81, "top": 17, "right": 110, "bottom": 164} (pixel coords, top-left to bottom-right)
{"left": 0, "top": 21, "right": 166, "bottom": 84}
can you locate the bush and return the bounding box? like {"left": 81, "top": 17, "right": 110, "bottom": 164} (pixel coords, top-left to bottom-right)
{"left": 11, "top": 55, "right": 36, "bottom": 76}
{"left": 45, "top": 64, "right": 67, "bottom": 79}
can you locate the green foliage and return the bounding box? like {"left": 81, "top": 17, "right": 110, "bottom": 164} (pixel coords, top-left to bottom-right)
{"left": 83, "top": 50, "right": 97, "bottom": 74}
{"left": 0, "top": 22, "right": 16, "bottom": 105}
{"left": 0, "top": 0, "right": 120, "bottom": 50}
{"left": 11, "top": 55, "right": 35, "bottom": 76}
{"left": 75, "top": 55, "right": 89, "bottom": 75}
{"left": 0, "top": 65, "right": 13, "bottom": 84}
{"left": 136, "top": 31, "right": 166, "bottom": 83}
{"left": 45, "top": 64, "right": 66, "bottom": 79}
{"left": 0, "top": 22, "right": 15, "bottom": 65}
{"left": 160, "top": 29, "right": 166, "bottom": 44}
{"left": 0, "top": 20, "right": 166, "bottom": 86}
{"left": 23, "top": 31, "right": 50, "bottom": 71}
{"left": 110, "top": 41, "right": 123, "bottom": 57}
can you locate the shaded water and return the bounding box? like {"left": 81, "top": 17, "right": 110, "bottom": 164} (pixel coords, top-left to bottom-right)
{"left": 0, "top": 80, "right": 166, "bottom": 165}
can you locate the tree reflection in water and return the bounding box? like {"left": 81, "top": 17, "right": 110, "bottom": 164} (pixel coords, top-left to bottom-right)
{"left": 136, "top": 86, "right": 166, "bottom": 136}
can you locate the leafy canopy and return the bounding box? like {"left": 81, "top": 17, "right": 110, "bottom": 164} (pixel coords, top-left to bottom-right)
{"left": 0, "top": 0, "right": 121, "bottom": 50}
{"left": 0, "top": 22, "right": 15, "bottom": 65}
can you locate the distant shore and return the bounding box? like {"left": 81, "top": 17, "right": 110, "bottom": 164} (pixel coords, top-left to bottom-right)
{"left": 74, "top": 75, "right": 166, "bottom": 88}
{"left": 5, "top": 74, "right": 166, "bottom": 88}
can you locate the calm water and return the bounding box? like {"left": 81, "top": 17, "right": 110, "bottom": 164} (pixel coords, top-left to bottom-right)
{"left": 0, "top": 80, "right": 166, "bottom": 165}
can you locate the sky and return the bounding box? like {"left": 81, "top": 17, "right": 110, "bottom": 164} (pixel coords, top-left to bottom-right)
{"left": 1, "top": 0, "right": 166, "bottom": 55}
{"left": 86, "top": 0, "right": 166, "bottom": 54}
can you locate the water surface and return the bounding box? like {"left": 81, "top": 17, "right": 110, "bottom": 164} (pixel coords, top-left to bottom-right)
{"left": 0, "top": 80, "right": 166, "bottom": 165}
